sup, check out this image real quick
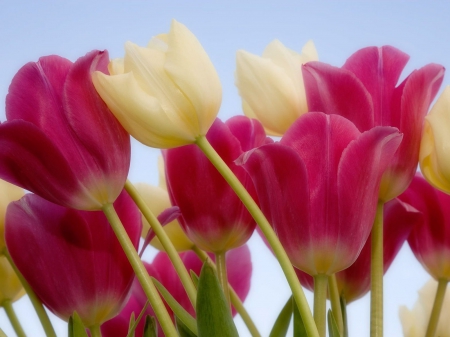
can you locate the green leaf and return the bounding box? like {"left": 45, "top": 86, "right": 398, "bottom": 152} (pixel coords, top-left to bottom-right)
{"left": 196, "top": 258, "right": 239, "bottom": 337}
{"left": 176, "top": 316, "right": 198, "bottom": 337}
{"left": 152, "top": 277, "right": 198, "bottom": 335}
{"left": 127, "top": 301, "right": 150, "bottom": 337}
{"left": 0, "top": 328, "right": 7, "bottom": 337}
{"left": 68, "top": 312, "right": 88, "bottom": 337}
{"left": 190, "top": 270, "right": 199, "bottom": 288}
{"left": 327, "top": 310, "right": 342, "bottom": 337}
{"left": 269, "top": 296, "right": 293, "bottom": 337}
{"left": 143, "top": 316, "right": 158, "bottom": 337}
{"left": 293, "top": 298, "right": 308, "bottom": 337}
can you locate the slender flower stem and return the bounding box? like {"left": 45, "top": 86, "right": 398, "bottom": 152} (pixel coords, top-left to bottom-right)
{"left": 124, "top": 180, "right": 197, "bottom": 308}
{"left": 192, "top": 246, "right": 261, "bottom": 337}
{"left": 195, "top": 135, "right": 319, "bottom": 337}
{"left": 370, "top": 201, "right": 384, "bottom": 337}
{"left": 3, "top": 250, "right": 56, "bottom": 337}
{"left": 313, "top": 274, "right": 328, "bottom": 337}
{"left": 215, "top": 252, "right": 230, "bottom": 307}
{"left": 340, "top": 296, "right": 348, "bottom": 337}
{"left": 2, "top": 300, "right": 26, "bottom": 337}
{"left": 425, "top": 278, "right": 448, "bottom": 337}
{"left": 102, "top": 203, "right": 178, "bottom": 337}
{"left": 89, "top": 324, "right": 102, "bottom": 337}
{"left": 328, "top": 274, "right": 344, "bottom": 335}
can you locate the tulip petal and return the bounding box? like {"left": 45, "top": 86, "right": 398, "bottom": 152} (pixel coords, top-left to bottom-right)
{"left": 225, "top": 116, "right": 267, "bottom": 152}
{"left": 165, "top": 20, "right": 222, "bottom": 135}
{"left": 302, "top": 62, "right": 374, "bottom": 132}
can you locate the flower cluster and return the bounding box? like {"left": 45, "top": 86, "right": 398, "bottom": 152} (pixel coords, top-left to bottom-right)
{"left": 0, "top": 18, "right": 449, "bottom": 337}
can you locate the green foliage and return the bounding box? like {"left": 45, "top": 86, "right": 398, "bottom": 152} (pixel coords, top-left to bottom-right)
{"left": 293, "top": 298, "right": 308, "bottom": 337}
{"left": 327, "top": 310, "right": 342, "bottom": 337}
{"left": 269, "top": 296, "right": 293, "bottom": 337}
{"left": 176, "top": 316, "right": 198, "bottom": 337}
{"left": 143, "top": 316, "right": 158, "bottom": 337}
{"left": 68, "top": 312, "right": 88, "bottom": 337}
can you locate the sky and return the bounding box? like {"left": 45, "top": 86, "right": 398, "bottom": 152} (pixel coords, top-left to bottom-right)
{"left": 1, "top": 1, "right": 450, "bottom": 336}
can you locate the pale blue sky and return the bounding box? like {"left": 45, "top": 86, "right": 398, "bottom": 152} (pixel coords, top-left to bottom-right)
{"left": 1, "top": 1, "right": 449, "bottom": 336}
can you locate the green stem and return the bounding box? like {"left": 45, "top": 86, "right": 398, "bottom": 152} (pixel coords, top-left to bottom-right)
{"left": 3, "top": 250, "right": 56, "bottom": 337}
{"left": 340, "top": 296, "right": 348, "bottom": 337}
{"left": 124, "top": 180, "right": 197, "bottom": 308}
{"left": 102, "top": 203, "right": 178, "bottom": 337}
{"left": 425, "top": 278, "right": 448, "bottom": 337}
{"left": 195, "top": 135, "right": 319, "bottom": 337}
{"left": 89, "top": 324, "right": 102, "bottom": 337}
{"left": 313, "top": 274, "right": 328, "bottom": 337}
{"left": 215, "top": 252, "right": 230, "bottom": 307}
{"left": 192, "top": 246, "right": 261, "bottom": 337}
{"left": 328, "top": 274, "right": 344, "bottom": 336}
{"left": 2, "top": 300, "right": 26, "bottom": 337}
{"left": 370, "top": 201, "right": 384, "bottom": 337}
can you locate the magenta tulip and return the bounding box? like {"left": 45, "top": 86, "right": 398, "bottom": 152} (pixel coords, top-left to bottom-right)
{"left": 165, "top": 116, "right": 267, "bottom": 253}
{"left": 399, "top": 173, "right": 450, "bottom": 281}
{"left": 239, "top": 111, "right": 401, "bottom": 276}
{"left": 303, "top": 46, "right": 444, "bottom": 201}
{"left": 102, "top": 245, "right": 252, "bottom": 336}
{"left": 0, "top": 50, "right": 130, "bottom": 210}
{"left": 5, "top": 190, "right": 141, "bottom": 328}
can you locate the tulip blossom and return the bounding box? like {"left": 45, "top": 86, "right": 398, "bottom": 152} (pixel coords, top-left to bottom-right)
{"left": 235, "top": 40, "right": 318, "bottom": 136}
{"left": 238, "top": 111, "right": 401, "bottom": 276}
{"left": 400, "top": 279, "right": 450, "bottom": 337}
{"left": 93, "top": 20, "right": 222, "bottom": 149}
{"left": 165, "top": 116, "right": 267, "bottom": 253}
{"left": 0, "top": 51, "right": 130, "bottom": 211}
{"left": 0, "top": 256, "right": 24, "bottom": 305}
{"left": 302, "top": 46, "right": 444, "bottom": 201}
{"left": 420, "top": 86, "right": 450, "bottom": 194}
{"left": 102, "top": 245, "right": 252, "bottom": 336}
{"left": 0, "top": 179, "right": 23, "bottom": 253}
{"left": 398, "top": 173, "right": 450, "bottom": 281}
{"left": 5, "top": 190, "right": 141, "bottom": 328}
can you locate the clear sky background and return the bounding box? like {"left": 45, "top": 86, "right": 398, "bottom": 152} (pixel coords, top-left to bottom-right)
{"left": 1, "top": 1, "right": 449, "bottom": 336}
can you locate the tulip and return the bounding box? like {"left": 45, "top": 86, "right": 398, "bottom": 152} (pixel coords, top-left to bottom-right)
{"left": 165, "top": 116, "right": 267, "bottom": 253}
{"left": 5, "top": 190, "right": 141, "bottom": 329}
{"left": 235, "top": 40, "right": 318, "bottom": 136}
{"left": 93, "top": 20, "right": 222, "bottom": 149}
{"left": 400, "top": 279, "right": 450, "bottom": 337}
{"left": 0, "top": 179, "right": 23, "bottom": 253}
{"left": 102, "top": 245, "right": 252, "bottom": 337}
{"left": 420, "top": 86, "right": 450, "bottom": 194}
{"left": 0, "top": 256, "right": 24, "bottom": 305}
{"left": 303, "top": 46, "right": 444, "bottom": 201}
{"left": 239, "top": 111, "right": 401, "bottom": 275}
{"left": 0, "top": 51, "right": 130, "bottom": 211}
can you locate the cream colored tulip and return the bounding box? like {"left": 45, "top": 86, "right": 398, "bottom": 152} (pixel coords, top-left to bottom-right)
{"left": 0, "top": 180, "right": 24, "bottom": 253}
{"left": 93, "top": 20, "right": 222, "bottom": 149}
{"left": 0, "top": 256, "right": 24, "bottom": 304}
{"left": 399, "top": 279, "right": 450, "bottom": 337}
{"left": 420, "top": 86, "right": 450, "bottom": 193}
{"left": 235, "top": 40, "right": 318, "bottom": 136}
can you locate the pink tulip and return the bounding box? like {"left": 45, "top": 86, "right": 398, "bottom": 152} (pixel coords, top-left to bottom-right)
{"left": 0, "top": 50, "right": 130, "bottom": 211}
{"left": 165, "top": 116, "right": 267, "bottom": 253}
{"left": 302, "top": 46, "right": 444, "bottom": 201}
{"left": 399, "top": 173, "right": 450, "bottom": 281}
{"left": 102, "top": 245, "right": 252, "bottom": 336}
{"left": 238, "top": 111, "right": 401, "bottom": 276}
{"left": 5, "top": 190, "right": 141, "bottom": 328}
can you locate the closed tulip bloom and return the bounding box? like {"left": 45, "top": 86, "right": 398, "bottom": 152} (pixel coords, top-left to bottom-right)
{"left": 93, "top": 20, "right": 222, "bottom": 149}
{"left": 165, "top": 116, "right": 267, "bottom": 253}
{"left": 5, "top": 190, "right": 141, "bottom": 328}
{"left": 420, "top": 86, "right": 450, "bottom": 193}
{"left": 400, "top": 279, "right": 450, "bottom": 337}
{"left": 102, "top": 245, "right": 252, "bottom": 336}
{"left": 0, "top": 256, "right": 24, "bottom": 304}
{"left": 239, "top": 112, "right": 401, "bottom": 275}
{"left": 235, "top": 40, "right": 318, "bottom": 136}
{"left": 0, "top": 51, "right": 130, "bottom": 211}
{"left": 399, "top": 173, "right": 450, "bottom": 281}
{"left": 303, "top": 46, "right": 444, "bottom": 201}
{"left": 0, "top": 179, "right": 23, "bottom": 253}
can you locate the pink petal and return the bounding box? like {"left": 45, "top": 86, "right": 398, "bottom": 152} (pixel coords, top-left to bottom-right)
{"left": 225, "top": 115, "right": 267, "bottom": 151}
{"left": 302, "top": 62, "right": 374, "bottom": 131}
